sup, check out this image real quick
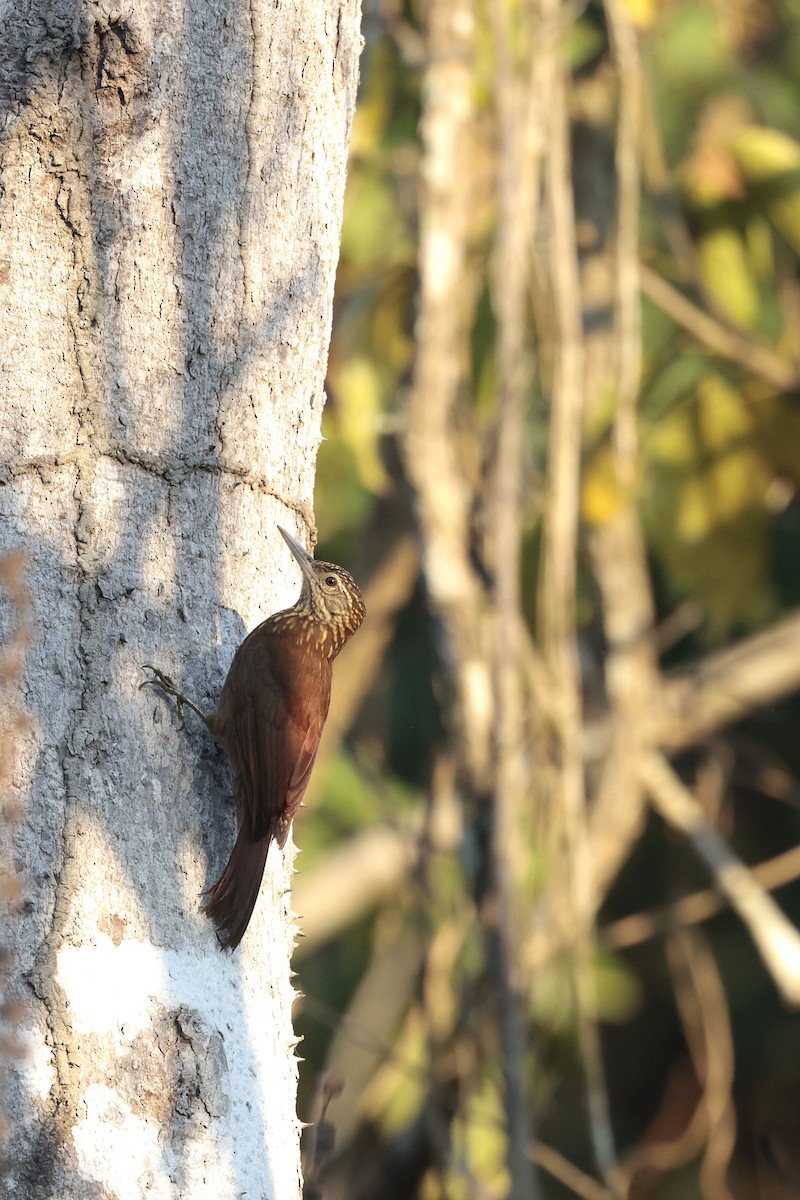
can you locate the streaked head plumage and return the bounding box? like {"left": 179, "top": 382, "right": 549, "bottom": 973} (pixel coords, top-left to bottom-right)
{"left": 278, "top": 526, "right": 366, "bottom": 652}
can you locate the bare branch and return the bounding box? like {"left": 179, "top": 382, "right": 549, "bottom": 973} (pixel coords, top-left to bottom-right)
{"left": 617, "top": 929, "right": 735, "bottom": 1193}
{"left": 586, "top": 513, "right": 660, "bottom": 899}
{"left": 640, "top": 264, "right": 800, "bottom": 393}
{"left": 604, "top": 0, "right": 643, "bottom": 476}
{"left": 586, "top": 0, "right": 657, "bottom": 915}
{"left": 661, "top": 610, "right": 800, "bottom": 748}
{"left": 293, "top": 824, "right": 421, "bottom": 958}
{"left": 643, "top": 751, "right": 800, "bottom": 1007}
{"left": 527, "top": 603, "right": 800, "bottom": 980}
{"left": 400, "top": 0, "right": 492, "bottom": 793}
{"left": 530, "top": 1142, "right": 616, "bottom": 1200}
{"left": 308, "top": 929, "right": 427, "bottom": 1152}
{"left": 677, "top": 935, "right": 737, "bottom": 1200}
{"left": 583, "top": 609, "right": 800, "bottom": 767}
{"left": 537, "top": 1, "right": 619, "bottom": 1184}
{"left": 487, "top": 0, "right": 546, "bottom": 1187}
{"left": 604, "top": 843, "right": 800, "bottom": 949}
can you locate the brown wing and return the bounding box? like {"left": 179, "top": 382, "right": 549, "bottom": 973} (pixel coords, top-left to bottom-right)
{"left": 275, "top": 720, "right": 322, "bottom": 846}
{"left": 204, "top": 621, "right": 331, "bottom": 949}
{"left": 212, "top": 619, "right": 331, "bottom": 843}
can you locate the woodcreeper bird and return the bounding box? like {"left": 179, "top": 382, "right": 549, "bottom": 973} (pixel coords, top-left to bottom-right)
{"left": 141, "top": 525, "right": 366, "bottom": 949}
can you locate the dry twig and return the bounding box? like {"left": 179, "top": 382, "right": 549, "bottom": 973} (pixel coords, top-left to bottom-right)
{"left": 604, "top": 842, "right": 800, "bottom": 950}
{"left": 643, "top": 751, "right": 800, "bottom": 1007}
{"left": 604, "top": 0, "right": 643, "bottom": 477}
{"left": 661, "top": 609, "right": 800, "bottom": 748}
{"left": 618, "top": 929, "right": 736, "bottom": 1196}
{"left": 537, "top": 0, "right": 619, "bottom": 1184}
{"left": 640, "top": 265, "right": 800, "bottom": 393}
{"left": 486, "top": 0, "right": 546, "bottom": 1190}
{"left": 531, "top": 1142, "right": 617, "bottom": 1200}
{"left": 400, "top": 0, "right": 490, "bottom": 792}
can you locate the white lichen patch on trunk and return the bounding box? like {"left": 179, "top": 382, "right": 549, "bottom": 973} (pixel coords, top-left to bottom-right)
{"left": 56, "top": 868, "right": 301, "bottom": 1200}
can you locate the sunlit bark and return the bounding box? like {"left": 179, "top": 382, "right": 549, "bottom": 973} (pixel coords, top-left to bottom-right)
{"left": 0, "top": 0, "right": 361, "bottom": 1193}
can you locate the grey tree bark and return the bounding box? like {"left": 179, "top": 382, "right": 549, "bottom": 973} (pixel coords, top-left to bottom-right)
{"left": 0, "top": 0, "right": 362, "bottom": 1195}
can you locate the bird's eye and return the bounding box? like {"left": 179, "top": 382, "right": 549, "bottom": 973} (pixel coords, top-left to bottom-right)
{"left": 324, "top": 575, "right": 339, "bottom": 589}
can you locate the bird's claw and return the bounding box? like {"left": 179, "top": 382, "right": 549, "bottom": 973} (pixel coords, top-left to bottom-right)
{"left": 140, "top": 665, "right": 189, "bottom": 730}
{"left": 140, "top": 664, "right": 209, "bottom": 730}
{"left": 140, "top": 665, "right": 177, "bottom": 693}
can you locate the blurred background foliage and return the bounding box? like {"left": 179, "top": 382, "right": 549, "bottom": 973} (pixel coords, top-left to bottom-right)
{"left": 298, "top": 1, "right": 800, "bottom": 1197}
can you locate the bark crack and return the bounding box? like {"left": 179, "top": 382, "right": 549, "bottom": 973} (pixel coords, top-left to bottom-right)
{"left": 0, "top": 451, "right": 316, "bottom": 533}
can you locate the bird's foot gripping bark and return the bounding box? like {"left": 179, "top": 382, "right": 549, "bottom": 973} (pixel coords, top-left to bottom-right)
{"left": 140, "top": 665, "right": 208, "bottom": 731}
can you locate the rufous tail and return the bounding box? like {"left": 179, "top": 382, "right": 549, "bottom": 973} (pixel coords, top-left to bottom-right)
{"left": 203, "top": 831, "right": 270, "bottom": 950}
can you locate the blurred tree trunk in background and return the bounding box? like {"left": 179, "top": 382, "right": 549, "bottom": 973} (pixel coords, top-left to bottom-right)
{"left": 0, "top": 0, "right": 361, "bottom": 1195}
{"left": 311, "top": 0, "right": 800, "bottom": 1197}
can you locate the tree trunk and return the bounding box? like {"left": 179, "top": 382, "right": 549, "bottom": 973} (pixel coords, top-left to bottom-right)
{"left": 0, "top": 0, "right": 362, "bottom": 1194}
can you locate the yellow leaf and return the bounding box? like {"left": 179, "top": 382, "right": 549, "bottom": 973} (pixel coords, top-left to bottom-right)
{"left": 732, "top": 125, "right": 800, "bottom": 181}
{"left": 695, "top": 374, "right": 754, "bottom": 449}
{"left": 642, "top": 372, "right": 784, "bottom": 632}
{"left": 620, "top": 0, "right": 657, "bottom": 29}
{"left": 457, "top": 1080, "right": 510, "bottom": 1199}
{"left": 697, "top": 227, "right": 759, "bottom": 327}
{"left": 745, "top": 215, "right": 774, "bottom": 281}
{"left": 330, "top": 357, "right": 391, "bottom": 496}
{"left": 362, "top": 1007, "right": 426, "bottom": 1132}
{"left": 677, "top": 451, "right": 768, "bottom": 541}
{"left": 581, "top": 446, "right": 630, "bottom": 527}
{"left": 731, "top": 126, "right": 800, "bottom": 256}
{"left": 648, "top": 406, "right": 698, "bottom": 466}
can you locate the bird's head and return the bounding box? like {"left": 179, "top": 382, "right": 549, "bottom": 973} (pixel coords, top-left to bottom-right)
{"left": 278, "top": 526, "right": 366, "bottom": 649}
